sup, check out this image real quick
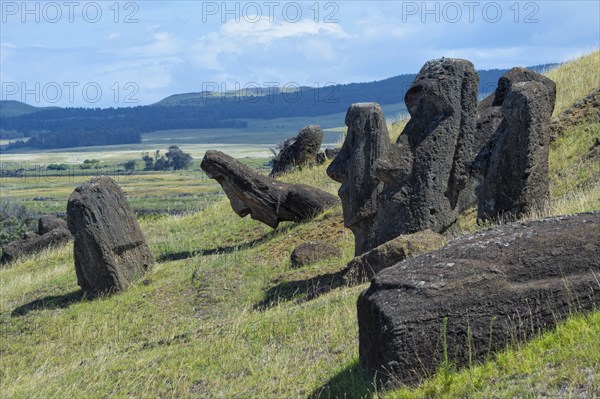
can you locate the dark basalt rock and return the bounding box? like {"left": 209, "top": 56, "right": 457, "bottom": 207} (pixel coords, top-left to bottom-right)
{"left": 202, "top": 150, "right": 339, "bottom": 228}
{"left": 38, "top": 215, "right": 68, "bottom": 235}
{"left": 327, "top": 103, "right": 394, "bottom": 256}
{"left": 290, "top": 240, "right": 341, "bottom": 268}
{"left": 358, "top": 212, "right": 600, "bottom": 387}
{"left": 1, "top": 228, "right": 71, "bottom": 264}
{"left": 270, "top": 125, "right": 323, "bottom": 177}
{"left": 475, "top": 80, "right": 556, "bottom": 221}
{"left": 67, "top": 176, "right": 154, "bottom": 295}
{"left": 469, "top": 68, "right": 557, "bottom": 216}
{"left": 476, "top": 67, "right": 556, "bottom": 156}
{"left": 328, "top": 58, "right": 478, "bottom": 255}
{"left": 376, "top": 58, "right": 478, "bottom": 241}
{"left": 342, "top": 230, "right": 446, "bottom": 284}
{"left": 317, "top": 148, "right": 341, "bottom": 165}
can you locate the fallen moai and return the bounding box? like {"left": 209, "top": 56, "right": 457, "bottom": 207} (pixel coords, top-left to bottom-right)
{"left": 358, "top": 212, "right": 600, "bottom": 387}
{"left": 202, "top": 150, "right": 339, "bottom": 228}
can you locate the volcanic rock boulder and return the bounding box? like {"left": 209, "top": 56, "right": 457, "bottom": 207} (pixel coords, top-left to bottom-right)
{"left": 476, "top": 80, "right": 556, "bottom": 221}
{"left": 358, "top": 212, "right": 600, "bottom": 388}
{"left": 327, "top": 103, "right": 395, "bottom": 256}
{"left": 201, "top": 150, "right": 339, "bottom": 228}
{"left": 1, "top": 228, "right": 71, "bottom": 264}
{"left": 270, "top": 125, "right": 324, "bottom": 177}
{"left": 38, "top": 215, "right": 68, "bottom": 235}
{"left": 329, "top": 59, "right": 478, "bottom": 256}
{"left": 67, "top": 176, "right": 154, "bottom": 295}
{"left": 290, "top": 240, "right": 341, "bottom": 268}
{"left": 342, "top": 230, "right": 446, "bottom": 284}
{"left": 317, "top": 148, "right": 341, "bottom": 165}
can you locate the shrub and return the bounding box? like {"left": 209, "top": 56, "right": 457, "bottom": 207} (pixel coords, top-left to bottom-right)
{"left": 0, "top": 199, "right": 38, "bottom": 248}
{"left": 47, "top": 163, "right": 69, "bottom": 171}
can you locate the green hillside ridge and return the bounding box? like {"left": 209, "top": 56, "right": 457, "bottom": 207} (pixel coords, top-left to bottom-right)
{"left": 0, "top": 100, "right": 57, "bottom": 118}
{"left": 0, "top": 52, "right": 598, "bottom": 398}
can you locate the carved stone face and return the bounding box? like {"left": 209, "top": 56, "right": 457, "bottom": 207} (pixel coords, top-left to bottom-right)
{"left": 327, "top": 103, "right": 391, "bottom": 228}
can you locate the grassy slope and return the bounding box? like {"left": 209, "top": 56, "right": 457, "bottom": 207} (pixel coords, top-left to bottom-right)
{"left": 1, "top": 52, "right": 599, "bottom": 398}
{"left": 0, "top": 101, "right": 55, "bottom": 118}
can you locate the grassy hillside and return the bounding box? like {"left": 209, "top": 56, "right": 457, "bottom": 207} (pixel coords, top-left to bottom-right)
{"left": 0, "top": 100, "right": 55, "bottom": 118}
{"left": 1, "top": 52, "right": 598, "bottom": 398}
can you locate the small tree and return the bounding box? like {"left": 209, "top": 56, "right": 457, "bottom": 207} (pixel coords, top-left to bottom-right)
{"left": 142, "top": 152, "right": 154, "bottom": 171}
{"left": 165, "top": 145, "right": 193, "bottom": 170}
{"left": 153, "top": 156, "right": 168, "bottom": 171}
{"left": 124, "top": 160, "right": 137, "bottom": 173}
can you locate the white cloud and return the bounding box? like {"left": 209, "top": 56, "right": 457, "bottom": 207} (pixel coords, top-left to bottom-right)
{"left": 108, "top": 33, "right": 121, "bottom": 40}
{"left": 220, "top": 18, "right": 350, "bottom": 44}
{"left": 189, "top": 18, "right": 350, "bottom": 71}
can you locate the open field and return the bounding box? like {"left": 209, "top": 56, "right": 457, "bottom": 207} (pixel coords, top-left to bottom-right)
{"left": 0, "top": 171, "right": 223, "bottom": 215}
{"left": 0, "top": 53, "right": 598, "bottom": 398}
{"left": 0, "top": 143, "right": 274, "bottom": 164}
{"left": 0, "top": 102, "right": 409, "bottom": 162}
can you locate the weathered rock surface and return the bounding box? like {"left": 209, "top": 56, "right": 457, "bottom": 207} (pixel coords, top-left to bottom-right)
{"left": 290, "top": 240, "right": 341, "bottom": 267}
{"left": 202, "top": 150, "right": 339, "bottom": 228}
{"left": 476, "top": 67, "right": 556, "bottom": 157}
{"left": 1, "top": 228, "right": 71, "bottom": 264}
{"left": 270, "top": 125, "right": 323, "bottom": 177}
{"left": 475, "top": 80, "right": 556, "bottom": 221}
{"left": 327, "top": 103, "right": 393, "bottom": 255}
{"left": 67, "top": 176, "right": 154, "bottom": 294}
{"left": 342, "top": 230, "right": 446, "bottom": 284}
{"left": 376, "top": 58, "right": 478, "bottom": 241}
{"left": 38, "top": 215, "right": 68, "bottom": 235}
{"left": 358, "top": 212, "right": 600, "bottom": 387}
{"left": 328, "top": 59, "right": 478, "bottom": 256}
{"left": 317, "top": 148, "right": 341, "bottom": 165}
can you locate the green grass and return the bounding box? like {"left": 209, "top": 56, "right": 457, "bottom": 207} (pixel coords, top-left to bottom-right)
{"left": 1, "top": 52, "right": 599, "bottom": 398}
{"left": 0, "top": 171, "right": 223, "bottom": 215}
{"left": 387, "top": 311, "right": 600, "bottom": 399}
{"left": 546, "top": 50, "right": 600, "bottom": 117}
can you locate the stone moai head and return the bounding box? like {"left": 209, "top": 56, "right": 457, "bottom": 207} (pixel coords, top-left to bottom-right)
{"left": 327, "top": 103, "right": 393, "bottom": 256}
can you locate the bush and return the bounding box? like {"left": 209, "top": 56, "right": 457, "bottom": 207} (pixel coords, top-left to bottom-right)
{"left": 124, "top": 160, "right": 137, "bottom": 172}
{"left": 80, "top": 159, "right": 101, "bottom": 170}
{"left": 0, "top": 199, "right": 38, "bottom": 248}
{"left": 166, "top": 145, "right": 193, "bottom": 170}
{"left": 47, "top": 163, "right": 69, "bottom": 171}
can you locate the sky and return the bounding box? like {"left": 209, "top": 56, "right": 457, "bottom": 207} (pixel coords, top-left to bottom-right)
{"left": 1, "top": 0, "right": 598, "bottom": 108}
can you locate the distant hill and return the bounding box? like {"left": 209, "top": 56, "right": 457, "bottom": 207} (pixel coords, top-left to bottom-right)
{"left": 153, "top": 63, "right": 559, "bottom": 108}
{"left": 0, "top": 63, "right": 559, "bottom": 150}
{"left": 0, "top": 100, "right": 57, "bottom": 118}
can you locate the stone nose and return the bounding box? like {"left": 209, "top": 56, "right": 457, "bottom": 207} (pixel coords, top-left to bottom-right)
{"left": 326, "top": 156, "right": 346, "bottom": 183}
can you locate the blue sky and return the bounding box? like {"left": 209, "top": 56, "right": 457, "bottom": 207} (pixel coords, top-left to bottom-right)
{"left": 1, "top": 1, "right": 598, "bottom": 107}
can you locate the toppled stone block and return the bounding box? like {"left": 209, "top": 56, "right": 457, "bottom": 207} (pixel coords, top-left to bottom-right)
{"left": 358, "top": 212, "right": 600, "bottom": 387}
{"left": 202, "top": 150, "right": 339, "bottom": 228}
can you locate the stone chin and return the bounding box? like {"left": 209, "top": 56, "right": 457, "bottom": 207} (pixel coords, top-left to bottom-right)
{"left": 338, "top": 186, "right": 377, "bottom": 229}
